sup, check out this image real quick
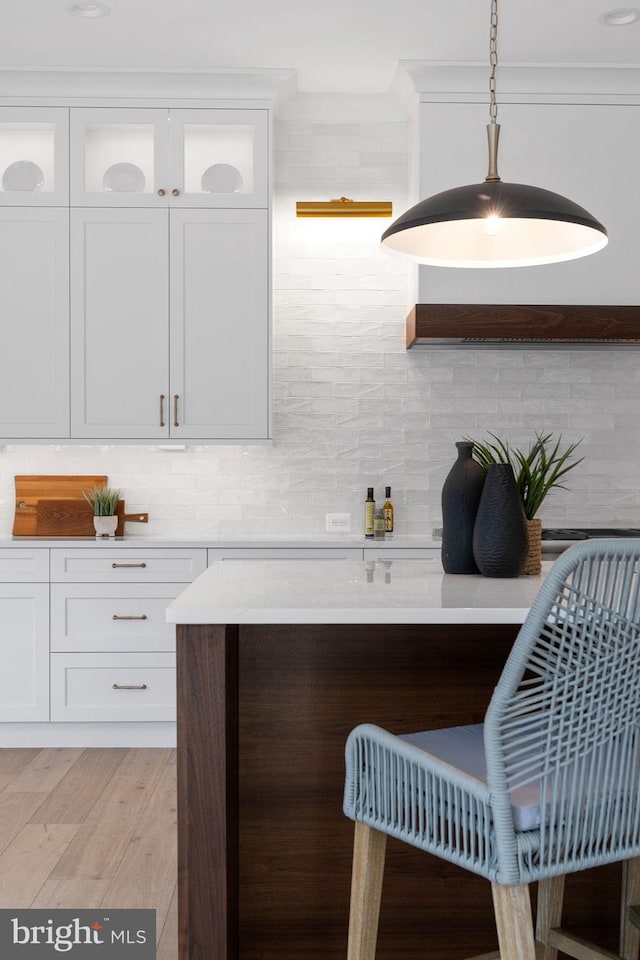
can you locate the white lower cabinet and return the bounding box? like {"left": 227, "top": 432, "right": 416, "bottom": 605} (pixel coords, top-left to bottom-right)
{"left": 0, "top": 583, "right": 49, "bottom": 722}
{"left": 50, "top": 652, "right": 176, "bottom": 722}
{"left": 364, "top": 548, "right": 439, "bottom": 560}
{"left": 0, "top": 543, "right": 442, "bottom": 741}
{"left": 49, "top": 547, "right": 207, "bottom": 729}
{"left": 0, "top": 547, "right": 50, "bottom": 723}
{"left": 207, "top": 547, "right": 439, "bottom": 563}
{"left": 50, "top": 547, "right": 206, "bottom": 582}
{"left": 0, "top": 549, "right": 50, "bottom": 582}
{"left": 207, "top": 547, "right": 363, "bottom": 562}
{"left": 50, "top": 582, "right": 186, "bottom": 653}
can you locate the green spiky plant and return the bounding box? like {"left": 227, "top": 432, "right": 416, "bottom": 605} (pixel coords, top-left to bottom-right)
{"left": 466, "top": 432, "right": 584, "bottom": 520}
{"left": 83, "top": 486, "right": 121, "bottom": 517}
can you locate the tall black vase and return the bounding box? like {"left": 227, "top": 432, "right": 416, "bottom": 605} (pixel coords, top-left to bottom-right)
{"left": 472, "top": 463, "right": 528, "bottom": 578}
{"left": 441, "top": 441, "right": 486, "bottom": 574}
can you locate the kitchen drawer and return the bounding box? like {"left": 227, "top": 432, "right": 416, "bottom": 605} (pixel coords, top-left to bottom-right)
{"left": 0, "top": 549, "right": 49, "bottom": 582}
{"left": 207, "top": 547, "right": 363, "bottom": 562}
{"left": 363, "top": 548, "right": 440, "bottom": 560}
{"left": 50, "top": 652, "right": 175, "bottom": 721}
{"left": 51, "top": 583, "right": 183, "bottom": 652}
{"left": 51, "top": 548, "right": 207, "bottom": 582}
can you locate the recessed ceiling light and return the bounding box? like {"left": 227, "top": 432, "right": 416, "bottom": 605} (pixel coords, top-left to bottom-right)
{"left": 66, "top": 0, "right": 110, "bottom": 17}
{"left": 598, "top": 7, "right": 640, "bottom": 25}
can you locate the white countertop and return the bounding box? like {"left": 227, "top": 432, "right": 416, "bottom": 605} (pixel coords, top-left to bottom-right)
{"left": 166, "top": 558, "right": 552, "bottom": 625}
{"left": 1, "top": 536, "right": 440, "bottom": 550}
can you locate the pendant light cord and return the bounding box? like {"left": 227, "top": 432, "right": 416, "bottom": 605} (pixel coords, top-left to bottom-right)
{"left": 485, "top": 0, "right": 501, "bottom": 182}
{"left": 489, "top": 0, "right": 498, "bottom": 124}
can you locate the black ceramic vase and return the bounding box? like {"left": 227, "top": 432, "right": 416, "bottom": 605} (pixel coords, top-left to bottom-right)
{"left": 441, "top": 441, "right": 486, "bottom": 574}
{"left": 472, "top": 463, "right": 528, "bottom": 578}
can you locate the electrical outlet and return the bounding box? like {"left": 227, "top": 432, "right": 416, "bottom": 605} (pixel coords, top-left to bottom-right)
{"left": 326, "top": 512, "right": 352, "bottom": 532}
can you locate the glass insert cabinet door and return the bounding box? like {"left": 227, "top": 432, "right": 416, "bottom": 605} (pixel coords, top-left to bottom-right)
{"left": 0, "top": 107, "right": 69, "bottom": 206}
{"left": 70, "top": 107, "right": 268, "bottom": 208}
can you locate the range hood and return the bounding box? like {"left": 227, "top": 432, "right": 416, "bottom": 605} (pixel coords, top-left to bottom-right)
{"left": 406, "top": 304, "right": 640, "bottom": 349}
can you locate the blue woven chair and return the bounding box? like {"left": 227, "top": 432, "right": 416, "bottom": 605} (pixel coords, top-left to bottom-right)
{"left": 344, "top": 540, "right": 640, "bottom": 960}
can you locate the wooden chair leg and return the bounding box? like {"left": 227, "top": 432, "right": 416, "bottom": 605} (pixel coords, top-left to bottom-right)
{"left": 621, "top": 857, "right": 640, "bottom": 960}
{"left": 491, "top": 882, "right": 537, "bottom": 960}
{"left": 536, "top": 875, "right": 566, "bottom": 960}
{"left": 347, "top": 821, "right": 387, "bottom": 960}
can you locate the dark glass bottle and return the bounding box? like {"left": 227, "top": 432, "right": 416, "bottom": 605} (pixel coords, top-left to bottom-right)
{"left": 383, "top": 486, "right": 394, "bottom": 535}
{"left": 364, "top": 487, "right": 375, "bottom": 539}
{"left": 441, "top": 441, "right": 486, "bottom": 574}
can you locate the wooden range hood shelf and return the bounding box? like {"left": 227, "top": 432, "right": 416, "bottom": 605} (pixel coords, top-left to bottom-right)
{"left": 406, "top": 304, "right": 640, "bottom": 349}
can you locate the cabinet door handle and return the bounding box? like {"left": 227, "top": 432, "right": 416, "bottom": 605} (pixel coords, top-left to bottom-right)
{"left": 173, "top": 394, "right": 179, "bottom": 427}
{"left": 112, "top": 614, "right": 148, "bottom": 621}
{"left": 112, "top": 683, "right": 148, "bottom": 690}
{"left": 160, "top": 394, "right": 165, "bottom": 427}
{"left": 172, "top": 188, "right": 180, "bottom": 196}
{"left": 157, "top": 188, "right": 166, "bottom": 197}
{"left": 112, "top": 562, "right": 147, "bottom": 569}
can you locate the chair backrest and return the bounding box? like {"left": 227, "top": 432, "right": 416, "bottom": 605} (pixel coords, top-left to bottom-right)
{"left": 484, "top": 539, "right": 640, "bottom": 882}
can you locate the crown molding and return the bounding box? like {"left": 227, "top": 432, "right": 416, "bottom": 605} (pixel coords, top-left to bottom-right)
{"left": 394, "top": 61, "right": 640, "bottom": 106}
{"left": 0, "top": 67, "right": 296, "bottom": 105}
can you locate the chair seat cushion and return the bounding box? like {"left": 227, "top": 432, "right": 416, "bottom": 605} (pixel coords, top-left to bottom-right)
{"left": 401, "top": 724, "right": 542, "bottom": 832}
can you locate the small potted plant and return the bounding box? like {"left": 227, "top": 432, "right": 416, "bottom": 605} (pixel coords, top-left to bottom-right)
{"left": 83, "top": 486, "right": 121, "bottom": 538}
{"left": 467, "top": 432, "right": 584, "bottom": 574}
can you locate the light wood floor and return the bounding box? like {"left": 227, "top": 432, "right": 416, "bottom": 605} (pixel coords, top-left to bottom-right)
{"left": 0, "top": 747, "right": 177, "bottom": 960}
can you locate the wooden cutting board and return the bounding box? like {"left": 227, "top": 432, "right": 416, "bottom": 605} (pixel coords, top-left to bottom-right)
{"left": 32, "top": 499, "right": 148, "bottom": 538}
{"left": 13, "top": 475, "right": 148, "bottom": 537}
{"left": 13, "top": 475, "right": 108, "bottom": 536}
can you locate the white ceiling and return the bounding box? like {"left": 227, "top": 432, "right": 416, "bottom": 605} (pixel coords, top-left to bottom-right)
{"left": 1, "top": 0, "right": 639, "bottom": 94}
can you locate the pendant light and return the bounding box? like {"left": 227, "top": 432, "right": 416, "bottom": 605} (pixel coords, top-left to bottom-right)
{"left": 381, "top": 0, "right": 608, "bottom": 268}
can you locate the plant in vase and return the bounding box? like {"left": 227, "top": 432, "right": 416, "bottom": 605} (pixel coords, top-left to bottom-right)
{"left": 466, "top": 432, "right": 584, "bottom": 574}
{"left": 83, "top": 486, "right": 121, "bottom": 537}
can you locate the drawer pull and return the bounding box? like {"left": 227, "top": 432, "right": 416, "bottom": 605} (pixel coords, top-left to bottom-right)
{"left": 111, "top": 562, "right": 147, "bottom": 569}
{"left": 112, "top": 614, "right": 148, "bottom": 621}
{"left": 112, "top": 683, "right": 148, "bottom": 690}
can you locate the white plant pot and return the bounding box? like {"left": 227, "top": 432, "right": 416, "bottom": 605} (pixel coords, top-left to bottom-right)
{"left": 93, "top": 515, "right": 118, "bottom": 538}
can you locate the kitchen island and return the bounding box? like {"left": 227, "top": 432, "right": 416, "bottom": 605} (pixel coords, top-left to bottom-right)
{"left": 167, "top": 558, "right": 623, "bottom": 960}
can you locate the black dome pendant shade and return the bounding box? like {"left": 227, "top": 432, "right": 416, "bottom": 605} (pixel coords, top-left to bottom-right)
{"left": 382, "top": 0, "right": 608, "bottom": 269}
{"left": 381, "top": 176, "right": 608, "bottom": 268}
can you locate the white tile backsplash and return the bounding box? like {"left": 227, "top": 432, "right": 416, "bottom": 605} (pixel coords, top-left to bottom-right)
{"left": 1, "top": 97, "right": 639, "bottom": 539}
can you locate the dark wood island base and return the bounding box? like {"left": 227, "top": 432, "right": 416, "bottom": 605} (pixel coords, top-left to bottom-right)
{"left": 177, "top": 621, "right": 623, "bottom": 960}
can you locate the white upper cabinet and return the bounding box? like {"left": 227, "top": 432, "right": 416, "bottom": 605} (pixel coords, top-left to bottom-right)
{"left": 70, "top": 207, "right": 169, "bottom": 439}
{"left": 169, "top": 208, "right": 269, "bottom": 439}
{"left": 0, "top": 108, "right": 70, "bottom": 439}
{"left": 70, "top": 206, "right": 269, "bottom": 441}
{"left": 70, "top": 108, "right": 167, "bottom": 208}
{"left": 169, "top": 109, "right": 268, "bottom": 208}
{"left": 70, "top": 107, "right": 268, "bottom": 208}
{"left": 0, "top": 208, "right": 70, "bottom": 438}
{"left": 0, "top": 94, "right": 271, "bottom": 444}
{"left": 0, "top": 107, "right": 69, "bottom": 207}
